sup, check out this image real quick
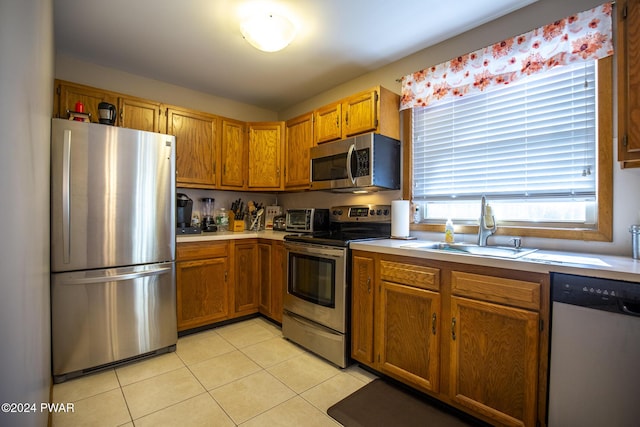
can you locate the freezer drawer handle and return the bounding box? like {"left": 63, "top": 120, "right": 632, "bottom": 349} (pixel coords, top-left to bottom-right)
{"left": 62, "top": 129, "right": 71, "bottom": 264}
{"left": 61, "top": 264, "right": 173, "bottom": 285}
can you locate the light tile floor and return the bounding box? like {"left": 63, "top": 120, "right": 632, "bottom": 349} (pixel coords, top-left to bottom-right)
{"left": 51, "top": 317, "right": 377, "bottom": 426}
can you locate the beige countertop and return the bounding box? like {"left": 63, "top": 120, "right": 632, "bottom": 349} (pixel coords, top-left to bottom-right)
{"left": 177, "top": 230, "right": 289, "bottom": 243}
{"left": 350, "top": 239, "right": 640, "bottom": 283}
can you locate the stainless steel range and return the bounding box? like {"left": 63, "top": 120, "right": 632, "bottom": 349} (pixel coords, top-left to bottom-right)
{"left": 282, "top": 205, "right": 391, "bottom": 367}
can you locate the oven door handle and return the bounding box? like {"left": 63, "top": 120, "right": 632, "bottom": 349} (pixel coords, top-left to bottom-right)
{"left": 285, "top": 243, "right": 346, "bottom": 258}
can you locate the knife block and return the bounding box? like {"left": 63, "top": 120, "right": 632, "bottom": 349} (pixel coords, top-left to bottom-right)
{"left": 229, "top": 211, "right": 245, "bottom": 232}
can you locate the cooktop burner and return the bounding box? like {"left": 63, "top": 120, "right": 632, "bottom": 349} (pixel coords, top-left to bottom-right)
{"left": 284, "top": 204, "right": 391, "bottom": 247}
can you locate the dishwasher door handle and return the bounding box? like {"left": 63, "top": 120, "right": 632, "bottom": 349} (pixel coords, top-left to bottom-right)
{"left": 621, "top": 300, "right": 640, "bottom": 316}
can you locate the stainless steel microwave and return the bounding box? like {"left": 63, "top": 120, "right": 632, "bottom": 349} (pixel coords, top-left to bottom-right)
{"left": 310, "top": 133, "right": 400, "bottom": 192}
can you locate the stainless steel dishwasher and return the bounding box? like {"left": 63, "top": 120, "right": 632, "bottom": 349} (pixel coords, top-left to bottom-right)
{"left": 548, "top": 273, "right": 640, "bottom": 427}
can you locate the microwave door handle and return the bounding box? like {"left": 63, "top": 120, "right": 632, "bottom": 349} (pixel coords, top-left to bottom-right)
{"left": 346, "top": 143, "right": 356, "bottom": 185}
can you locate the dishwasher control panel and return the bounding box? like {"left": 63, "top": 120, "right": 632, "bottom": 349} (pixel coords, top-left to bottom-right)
{"left": 551, "top": 273, "right": 640, "bottom": 315}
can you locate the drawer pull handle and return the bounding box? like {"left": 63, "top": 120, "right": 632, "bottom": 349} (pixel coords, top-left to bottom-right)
{"left": 367, "top": 277, "right": 371, "bottom": 294}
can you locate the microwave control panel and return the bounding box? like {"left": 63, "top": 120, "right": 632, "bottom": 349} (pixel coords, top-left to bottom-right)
{"left": 353, "top": 149, "right": 370, "bottom": 177}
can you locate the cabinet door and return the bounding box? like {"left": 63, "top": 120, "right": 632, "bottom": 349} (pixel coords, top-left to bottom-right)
{"left": 376, "top": 280, "right": 440, "bottom": 393}
{"left": 618, "top": 0, "right": 640, "bottom": 166}
{"left": 314, "top": 102, "right": 342, "bottom": 144}
{"left": 176, "top": 257, "right": 229, "bottom": 331}
{"left": 220, "top": 118, "right": 246, "bottom": 188}
{"left": 343, "top": 89, "right": 377, "bottom": 138}
{"left": 118, "top": 96, "right": 162, "bottom": 133}
{"left": 258, "top": 242, "right": 272, "bottom": 316}
{"left": 351, "top": 254, "right": 375, "bottom": 365}
{"left": 167, "top": 108, "right": 218, "bottom": 188}
{"left": 234, "top": 241, "right": 259, "bottom": 314}
{"left": 285, "top": 113, "right": 313, "bottom": 190}
{"left": 449, "top": 296, "right": 539, "bottom": 427}
{"left": 270, "top": 241, "right": 285, "bottom": 323}
{"left": 247, "top": 122, "right": 284, "bottom": 190}
{"left": 55, "top": 81, "right": 118, "bottom": 124}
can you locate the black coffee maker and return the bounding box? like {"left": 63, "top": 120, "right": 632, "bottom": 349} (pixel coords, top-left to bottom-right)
{"left": 98, "top": 102, "right": 116, "bottom": 125}
{"left": 176, "top": 193, "right": 200, "bottom": 234}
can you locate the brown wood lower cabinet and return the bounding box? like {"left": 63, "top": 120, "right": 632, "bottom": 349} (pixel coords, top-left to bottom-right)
{"left": 176, "top": 241, "right": 229, "bottom": 331}
{"left": 232, "top": 239, "right": 259, "bottom": 315}
{"left": 258, "top": 240, "right": 285, "bottom": 323}
{"left": 377, "top": 260, "right": 441, "bottom": 393}
{"left": 351, "top": 250, "right": 549, "bottom": 427}
{"left": 177, "top": 238, "right": 285, "bottom": 333}
{"left": 377, "top": 280, "right": 440, "bottom": 393}
{"left": 351, "top": 255, "right": 375, "bottom": 364}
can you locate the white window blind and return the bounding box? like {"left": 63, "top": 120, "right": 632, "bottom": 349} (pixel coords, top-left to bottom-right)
{"left": 412, "top": 61, "right": 597, "bottom": 202}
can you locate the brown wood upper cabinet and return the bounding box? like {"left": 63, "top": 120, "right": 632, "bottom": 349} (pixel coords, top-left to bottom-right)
{"left": 220, "top": 118, "right": 246, "bottom": 189}
{"left": 618, "top": 0, "right": 640, "bottom": 167}
{"left": 54, "top": 80, "right": 162, "bottom": 132}
{"left": 118, "top": 96, "right": 163, "bottom": 133}
{"left": 314, "top": 86, "right": 400, "bottom": 145}
{"left": 285, "top": 112, "right": 314, "bottom": 190}
{"left": 247, "top": 122, "right": 285, "bottom": 191}
{"left": 54, "top": 80, "right": 118, "bottom": 125}
{"left": 314, "top": 102, "right": 342, "bottom": 144}
{"left": 167, "top": 106, "right": 219, "bottom": 188}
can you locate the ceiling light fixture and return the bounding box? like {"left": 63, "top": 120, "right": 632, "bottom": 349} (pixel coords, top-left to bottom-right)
{"left": 240, "top": 12, "right": 296, "bottom": 52}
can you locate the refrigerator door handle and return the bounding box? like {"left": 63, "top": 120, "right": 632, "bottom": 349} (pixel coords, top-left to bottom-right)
{"left": 61, "top": 263, "right": 173, "bottom": 285}
{"left": 62, "top": 129, "right": 72, "bottom": 264}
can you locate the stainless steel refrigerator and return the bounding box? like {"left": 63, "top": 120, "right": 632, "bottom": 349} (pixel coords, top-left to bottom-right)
{"left": 50, "top": 118, "right": 177, "bottom": 383}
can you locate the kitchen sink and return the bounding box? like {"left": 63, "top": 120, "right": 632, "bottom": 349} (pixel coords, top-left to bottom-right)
{"left": 400, "top": 241, "right": 537, "bottom": 259}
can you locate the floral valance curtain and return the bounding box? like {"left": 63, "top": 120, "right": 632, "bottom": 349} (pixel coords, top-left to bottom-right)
{"left": 400, "top": 2, "right": 614, "bottom": 111}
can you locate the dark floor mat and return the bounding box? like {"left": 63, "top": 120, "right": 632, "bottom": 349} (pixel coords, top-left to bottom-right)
{"left": 327, "top": 379, "right": 483, "bottom": 427}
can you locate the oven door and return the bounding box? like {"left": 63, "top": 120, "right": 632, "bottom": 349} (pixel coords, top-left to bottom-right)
{"left": 284, "top": 241, "right": 348, "bottom": 333}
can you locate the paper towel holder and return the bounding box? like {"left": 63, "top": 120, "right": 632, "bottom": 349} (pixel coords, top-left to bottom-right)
{"left": 391, "top": 200, "right": 417, "bottom": 240}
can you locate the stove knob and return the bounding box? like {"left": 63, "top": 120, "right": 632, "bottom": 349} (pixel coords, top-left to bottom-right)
{"left": 369, "top": 209, "right": 375, "bottom": 216}
{"left": 383, "top": 209, "right": 389, "bottom": 216}
{"left": 376, "top": 209, "right": 382, "bottom": 216}
{"left": 334, "top": 209, "right": 343, "bottom": 216}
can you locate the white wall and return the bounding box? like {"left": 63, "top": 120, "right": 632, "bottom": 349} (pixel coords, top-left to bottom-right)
{"left": 0, "top": 1, "right": 53, "bottom": 426}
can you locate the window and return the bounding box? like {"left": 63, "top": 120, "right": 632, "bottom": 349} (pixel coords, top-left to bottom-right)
{"left": 405, "top": 58, "right": 613, "bottom": 241}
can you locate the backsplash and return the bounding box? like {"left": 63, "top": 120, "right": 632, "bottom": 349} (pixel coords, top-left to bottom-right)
{"left": 177, "top": 188, "right": 404, "bottom": 222}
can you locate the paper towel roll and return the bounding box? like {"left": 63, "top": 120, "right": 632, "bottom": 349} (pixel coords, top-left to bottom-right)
{"left": 391, "top": 200, "right": 410, "bottom": 238}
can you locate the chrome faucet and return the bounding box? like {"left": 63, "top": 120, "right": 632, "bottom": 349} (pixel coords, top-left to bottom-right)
{"left": 478, "top": 196, "right": 497, "bottom": 246}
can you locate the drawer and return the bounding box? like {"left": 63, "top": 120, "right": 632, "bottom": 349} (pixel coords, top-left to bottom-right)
{"left": 380, "top": 260, "right": 440, "bottom": 291}
{"left": 451, "top": 271, "right": 540, "bottom": 311}
{"left": 177, "top": 241, "right": 228, "bottom": 261}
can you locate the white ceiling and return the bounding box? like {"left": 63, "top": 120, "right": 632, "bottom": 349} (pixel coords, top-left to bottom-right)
{"left": 54, "top": 0, "right": 538, "bottom": 112}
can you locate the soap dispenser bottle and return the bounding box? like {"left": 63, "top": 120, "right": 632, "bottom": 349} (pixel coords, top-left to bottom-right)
{"left": 445, "top": 219, "right": 455, "bottom": 243}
